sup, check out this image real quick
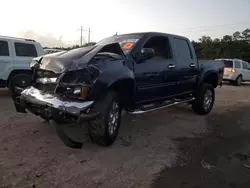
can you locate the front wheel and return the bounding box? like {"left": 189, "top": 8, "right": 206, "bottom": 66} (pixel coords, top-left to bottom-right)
{"left": 192, "top": 83, "right": 215, "bottom": 115}
{"left": 88, "top": 90, "right": 122, "bottom": 146}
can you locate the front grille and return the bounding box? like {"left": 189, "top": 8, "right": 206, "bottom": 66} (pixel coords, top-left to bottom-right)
{"left": 33, "top": 69, "right": 61, "bottom": 94}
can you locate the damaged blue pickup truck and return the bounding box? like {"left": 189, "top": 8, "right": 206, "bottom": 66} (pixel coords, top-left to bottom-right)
{"left": 12, "top": 32, "right": 224, "bottom": 148}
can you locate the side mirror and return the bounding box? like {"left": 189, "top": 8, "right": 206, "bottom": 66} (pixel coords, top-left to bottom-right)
{"left": 138, "top": 48, "right": 155, "bottom": 63}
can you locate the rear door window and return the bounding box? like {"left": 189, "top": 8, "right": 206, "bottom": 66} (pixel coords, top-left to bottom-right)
{"left": 0, "top": 40, "right": 9, "bottom": 56}
{"left": 222, "top": 60, "right": 233, "bottom": 68}
{"left": 14, "top": 42, "right": 38, "bottom": 57}
{"left": 173, "top": 38, "right": 193, "bottom": 68}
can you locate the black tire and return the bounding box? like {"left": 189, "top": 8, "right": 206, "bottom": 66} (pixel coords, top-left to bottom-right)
{"left": 229, "top": 80, "right": 234, "bottom": 85}
{"left": 8, "top": 73, "right": 32, "bottom": 94}
{"left": 192, "top": 83, "right": 215, "bottom": 115}
{"left": 88, "top": 90, "right": 122, "bottom": 146}
{"left": 235, "top": 75, "right": 242, "bottom": 86}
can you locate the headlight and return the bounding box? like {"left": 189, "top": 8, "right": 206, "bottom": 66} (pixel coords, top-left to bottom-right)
{"left": 37, "top": 77, "right": 57, "bottom": 84}
{"left": 71, "top": 87, "right": 89, "bottom": 98}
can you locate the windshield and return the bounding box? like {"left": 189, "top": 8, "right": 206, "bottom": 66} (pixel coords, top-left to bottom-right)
{"left": 222, "top": 60, "right": 233, "bottom": 68}
{"left": 97, "top": 33, "right": 144, "bottom": 54}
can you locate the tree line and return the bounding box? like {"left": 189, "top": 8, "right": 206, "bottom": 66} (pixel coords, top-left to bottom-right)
{"left": 192, "top": 28, "right": 250, "bottom": 62}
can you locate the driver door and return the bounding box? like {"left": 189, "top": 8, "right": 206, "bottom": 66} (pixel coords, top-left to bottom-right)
{"left": 134, "top": 35, "right": 178, "bottom": 104}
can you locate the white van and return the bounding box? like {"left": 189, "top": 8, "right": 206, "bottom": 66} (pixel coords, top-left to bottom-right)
{"left": 0, "top": 36, "right": 44, "bottom": 93}
{"left": 216, "top": 58, "right": 250, "bottom": 86}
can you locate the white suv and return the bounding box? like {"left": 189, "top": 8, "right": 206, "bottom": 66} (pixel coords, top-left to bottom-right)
{"left": 0, "top": 36, "right": 44, "bottom": 93}
{"left": 216, "top": 58, "right": 250, "bottom": 86}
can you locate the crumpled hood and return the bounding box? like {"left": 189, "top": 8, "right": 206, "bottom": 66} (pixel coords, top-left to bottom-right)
{"left": 37, "top": 43, "right": 125, "bottom": 74}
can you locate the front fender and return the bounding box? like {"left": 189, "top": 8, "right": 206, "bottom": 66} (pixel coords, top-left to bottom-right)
{"left": 87, "top": 65, "right": 135, "bottom": 102}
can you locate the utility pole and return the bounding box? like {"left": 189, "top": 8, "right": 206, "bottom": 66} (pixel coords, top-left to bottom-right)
{"left": 88, "top": 28, "right": 91, "bottom": 43}
{"left": 77, "top": 26, "right": 92, "bottom": 46}
{"left": 80, "top": 26, "right": 83, "bottom": 46}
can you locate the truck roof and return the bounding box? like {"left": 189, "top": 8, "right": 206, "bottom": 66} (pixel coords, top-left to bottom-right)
{"left": 0, "top": 35, "right": 36, "bottom": 42}
{"left": 114, "top": 32, "right": 190, "bottom": 40}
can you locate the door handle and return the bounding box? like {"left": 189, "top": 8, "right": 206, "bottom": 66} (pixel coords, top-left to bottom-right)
{"left": 190, "top": 63, "right": 196, "bottom": 68}
{"left": 168, "top": 64, "right": 176, "bottom": 69}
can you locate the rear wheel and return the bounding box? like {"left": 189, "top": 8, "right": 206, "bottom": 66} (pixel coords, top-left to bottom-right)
{"left": 235, "top": 75, "right": 242, "bottom": 86}
{"left": 88, "top": 90, "right": 122, "bottom": 146}
{"left": 192, "top": 83, "right": 215, "bottom": 115}
{"left": 8, "top": 73, "right": 32, "bottom": 94}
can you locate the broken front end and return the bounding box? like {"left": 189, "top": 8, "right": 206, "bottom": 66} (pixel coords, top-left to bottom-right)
{"left": 12, "top": 67, "right": 100, "bottom": 123}
{"left": 12, "top": 42, "right": 126, "bottom": 124}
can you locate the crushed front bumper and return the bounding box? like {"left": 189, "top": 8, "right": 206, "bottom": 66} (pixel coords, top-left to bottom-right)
{"left": 12, "top": 86, "right": 97, "bottom": 123}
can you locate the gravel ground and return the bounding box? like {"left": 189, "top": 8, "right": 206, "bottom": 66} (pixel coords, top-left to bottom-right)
{"left": 0, "top": 83, "right": 250, "bottom": 188}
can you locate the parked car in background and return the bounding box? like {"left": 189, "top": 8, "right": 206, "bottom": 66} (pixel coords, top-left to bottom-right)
{"left": 13, "top": 32, "right": 224, "bottom": 148}
{"left": 0, "top": 36, "right": 44, "bottom": 93}
{"left": 216, "top": 58, "right": 250, "bottom": 86}
{"left": 44, "top": 48, "right": 65, "bottom": 55}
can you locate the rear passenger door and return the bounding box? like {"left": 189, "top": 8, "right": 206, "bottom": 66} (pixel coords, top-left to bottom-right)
{"left": 0, "top": 40, "right": 14, "bottom": 82}
{"left": 12, "top": 42, "right": 38, "bottom": 70}
{"left": 172, "top": 37, "right": 199, "bottom": 94}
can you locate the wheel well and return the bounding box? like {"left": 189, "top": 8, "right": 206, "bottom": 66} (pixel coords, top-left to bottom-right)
{"left": 7, "top": 70, "right": 32, "bottom": 85}
{"left": 237, "top": 74, "right": 243, "bottom": 79}
{"left": 204, "top": 73, "right": 218, "bottom": 88}
{"left": 109, "top": 79, "right": 135, "bottom": 109}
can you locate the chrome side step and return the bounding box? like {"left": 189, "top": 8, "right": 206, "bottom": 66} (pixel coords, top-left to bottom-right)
{"left": 129, "top": 97, "right": 194, "bottom": 115}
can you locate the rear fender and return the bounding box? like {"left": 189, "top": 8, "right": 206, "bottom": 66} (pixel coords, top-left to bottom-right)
{"left": 197, "top": 70, "right": 219, "bottom": 88}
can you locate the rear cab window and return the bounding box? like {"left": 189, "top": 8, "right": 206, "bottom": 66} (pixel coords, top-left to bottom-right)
{"left": 0, "top": 40, "right": 9, "bottom": 56}
{"left": 14, "top": 42, "right": 38, "bottom": 57}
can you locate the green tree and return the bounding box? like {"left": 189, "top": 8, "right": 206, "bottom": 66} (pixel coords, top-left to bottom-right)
{"left": 241, "top": 29, "right": 250, "bottom": 41}
{"left": 233, "top": 31, "right": 241, "bottom": 41}
{"left": 193, "top": 28, "right": 250, "bottom": 63}
{"left": 221, "top": 35, "right": 232, "bottom": 42}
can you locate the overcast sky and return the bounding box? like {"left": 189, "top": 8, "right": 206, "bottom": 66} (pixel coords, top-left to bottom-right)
{"left": 1, "top": 0, "right": 250, "bottom": 47}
